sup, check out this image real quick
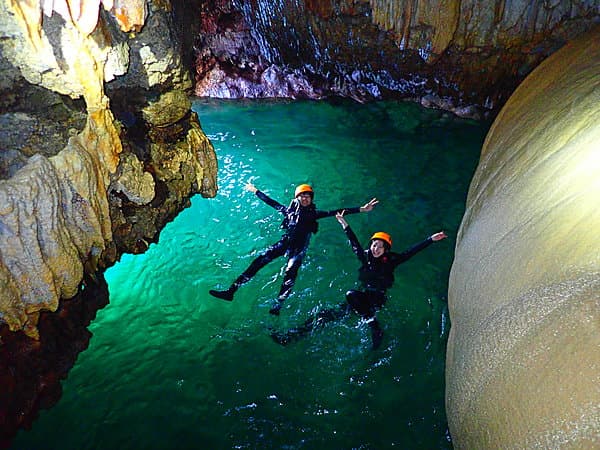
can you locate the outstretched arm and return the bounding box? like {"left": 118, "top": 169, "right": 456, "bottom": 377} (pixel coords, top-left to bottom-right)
{"left": 245, "top": 182, "right": 286, "bottom": 212}
{"left": 336, "top": 211, "right": 366, "bottom": 262}
{"left": 393, "top": 230, "right": 449, "bottom": 266}
{"left": 317, "top": 197, "right": 379, "bottom": 219}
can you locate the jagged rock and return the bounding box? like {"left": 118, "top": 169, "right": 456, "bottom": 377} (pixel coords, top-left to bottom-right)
{"left": 0, "top": 0, "right": 217, "bottom": 337}
{"left": 193, "top": 0, "right": 599, "bottom": 117}
{"left": 0, "top": 139, "right": 112, "bottom": 337}
{"left": 142, "top": 89, "right": 191, "bottom": 127}
{"left": 110, "top": 152, "right": 155, "bottom": 205}
{"left": 0, "top": 0, "right": 217, "bottom": 444}
{"left": 0, "top": 110, "right": 86, "bottom": 180}
{"left": 105, "top": 1, "right": 191, "bottom": 93}
{"left": 108, "top": 111, "right": 217, "bottom": 255}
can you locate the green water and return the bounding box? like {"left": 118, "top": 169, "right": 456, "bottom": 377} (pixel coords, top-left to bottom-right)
{"left": 14, "top": 99, "right": 487, "bottom": 449}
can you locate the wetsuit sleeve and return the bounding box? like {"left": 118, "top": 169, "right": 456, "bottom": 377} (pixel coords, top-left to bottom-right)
{"left": 256, "top": 190, "right": 286, "bottom": 213}
{"left": 343, "top": 225, "right": 368, "bottom": 265}
{"left": 392, "top": 237, "right": 434, "bottom": 268}
{"left": 315, "top": 206, "right": 361, "bottom": 219}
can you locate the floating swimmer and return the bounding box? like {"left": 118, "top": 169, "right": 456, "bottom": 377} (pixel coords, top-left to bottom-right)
{"left": 271, "top": 210, "right": 447, "bottom": 348}
{"left": 209, "top": 182, "right": 378, "bottom": 315}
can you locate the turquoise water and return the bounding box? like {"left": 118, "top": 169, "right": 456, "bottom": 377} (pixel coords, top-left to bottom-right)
{"left": 14, "top": 99, "right": 487, "bottom": 449}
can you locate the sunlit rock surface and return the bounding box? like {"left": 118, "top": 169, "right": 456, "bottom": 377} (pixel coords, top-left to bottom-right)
{"left": 446, "top": 26, "right": 599, "bottom": 448}
{"left": 0, "top": 0, "right": 142, "bottom": 336}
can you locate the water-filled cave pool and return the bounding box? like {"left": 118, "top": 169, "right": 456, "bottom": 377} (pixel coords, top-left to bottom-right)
{"left": 14, "top": 99, "right": 489, "bottom": 449}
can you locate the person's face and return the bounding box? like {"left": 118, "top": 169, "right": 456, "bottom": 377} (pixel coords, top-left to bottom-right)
{"left": 370, "top": 239, "right": 387, "bottom": 258}
{"left": 297, "top": 192, "right": 312, "bottom": 207}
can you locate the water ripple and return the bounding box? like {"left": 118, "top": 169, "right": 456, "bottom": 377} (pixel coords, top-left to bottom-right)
{"left": 14, "top": 99, "right": 487, "bottom": 450}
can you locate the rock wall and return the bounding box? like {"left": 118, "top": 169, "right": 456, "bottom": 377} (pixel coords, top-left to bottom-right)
{"left": 446, "top": 25, "right": 599, "bottom": 448}
{"left": 0, "top": 0, "right": 217, "bottom": 337}
{"left": 0, "top": 1, "right": 217, "bottom": 442}
{"left": 193, "top": 0, "right": 599, "bottom": 118}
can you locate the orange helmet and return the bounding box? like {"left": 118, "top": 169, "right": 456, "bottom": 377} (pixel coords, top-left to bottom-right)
{"left": 370, "top": 232, "right": 392, "bottom": 248}
{"left": 294, "top": 184, "right": 314, "bottom": 198}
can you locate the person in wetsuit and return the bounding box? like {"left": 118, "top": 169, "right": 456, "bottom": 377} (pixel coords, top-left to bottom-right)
{"left": 209, "top": 183, "right": 378, "bottom": 315}
{"left": 271, "top": 210, "right": 447, "bottom": 348}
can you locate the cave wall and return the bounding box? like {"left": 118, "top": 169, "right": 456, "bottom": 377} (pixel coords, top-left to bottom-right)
{"left": 194, "top": 0, "right": 599, "bottom": 117}
{"left": 0, "top": 0, "right": 218, "bottom": 337}
{"left": 0, "top": 1, "right": 217, "bottom": 442}
{"left": 446, "top": 25, "right": 599, "bottom": 448}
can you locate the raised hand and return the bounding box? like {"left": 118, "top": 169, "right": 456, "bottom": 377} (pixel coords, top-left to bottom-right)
{"left": 336, "top": 210, "right": 348, "bottom": 228}
{"left": 431, "top": 231, "right": 447, "bottom": 242}
{"left": 360, "top": 198, "right": 379, "bottom": 212}
{"left": 245, "top": 182, "right": 258, "bottom": 193}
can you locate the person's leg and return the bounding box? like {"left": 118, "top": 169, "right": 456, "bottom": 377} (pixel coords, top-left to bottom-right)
{"left": 210, "top": 240, "right": 286, "bottom": 301}
{"left": 345, "top": 289, "right": 371, "bottom": 316}
{"left": 270, "top": 303, "right": 351, "bottom": 345}
{"left": 269, "top": 252, "right": 304, "bottom": 315}
{"left": 346, "top": 290, "right": 385, "bottom": 349}
{"left": 367, "top": 317, "right": 384, "bottom": 350}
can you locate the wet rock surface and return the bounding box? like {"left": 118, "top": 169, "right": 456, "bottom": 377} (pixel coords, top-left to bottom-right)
{"left": 447, "top": 26, "right": 600, "bottom": 448}
{"left": 0, "top": 273, "right": 109, "bottom": 449}
{"left": 0, "top": 86, "right": 87, "bottom": 179}
{"left": 0, "top": 1, "right": 217, "bottom": 334}
{"left": 0, "top": 2, "right": 217, "bottom": 444}
{"left": 192, "top": 0, "right": 599, "bottom": 119}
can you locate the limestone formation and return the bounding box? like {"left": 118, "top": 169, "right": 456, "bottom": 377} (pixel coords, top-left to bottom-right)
{"left": 446, "top": 25, "right": 599, "bottom": 448}
{"left": 0, "top": 0, "right": 217, "bottom": 338}
{"left": 193, "top": 0, "right": 598, "bottom": 117}
{"left": 0, "top": 0, "right": 217, "bottom": 443}
{"left": 0, "top": 0, "right": 121, "bottom": 336}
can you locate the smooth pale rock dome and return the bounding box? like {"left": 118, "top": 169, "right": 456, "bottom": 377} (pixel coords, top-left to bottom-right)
{"left": 446, "top": 26, "right": 599, "bottom": 448}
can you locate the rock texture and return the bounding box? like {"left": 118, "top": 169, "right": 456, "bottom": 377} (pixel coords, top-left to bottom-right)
{"left": 193, "top": 0, "right": 599, "bottom": 118}
{"left": 446, "top": 25, "right": 599, "bottom": 448}
{"left": 0, "top": 0, "right": 217, "bottom": 337}
{"left": 0, "top": 1, "right": 217, "bottom": 443}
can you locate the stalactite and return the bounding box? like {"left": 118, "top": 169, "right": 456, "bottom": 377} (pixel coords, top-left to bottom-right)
{"left": 0, "top": 0, "right": 146, "bottom": 336}
{"left": 370, "top": 0, "right": 460, "bottom": 60}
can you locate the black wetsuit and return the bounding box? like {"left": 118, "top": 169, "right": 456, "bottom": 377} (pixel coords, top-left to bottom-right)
{"left": 222, "top": 190, "right": 361, "bottom": 308}
{"left": 273, "top": 224, "right": 434, "bottom": 348}
{"left": 342, "top": 224, "right": 434, "bottom": 347}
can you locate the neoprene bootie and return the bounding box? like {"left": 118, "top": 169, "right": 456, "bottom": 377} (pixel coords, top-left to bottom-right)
{"left": 209, "top": 287, "right": 235, "bottom": 301}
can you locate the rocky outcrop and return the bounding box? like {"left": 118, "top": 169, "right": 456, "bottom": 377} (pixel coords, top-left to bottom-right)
{"left": 193, "top": 0, "right": 599, "bottom": 118}
{"left": 0, "top": 0, "right": 217, "bottom": 337}
{"left": 0, "top": 1, "right": 217, "bottom": 443}
{"left": 446, "top": 25, "right": 599, "bottom": 448}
